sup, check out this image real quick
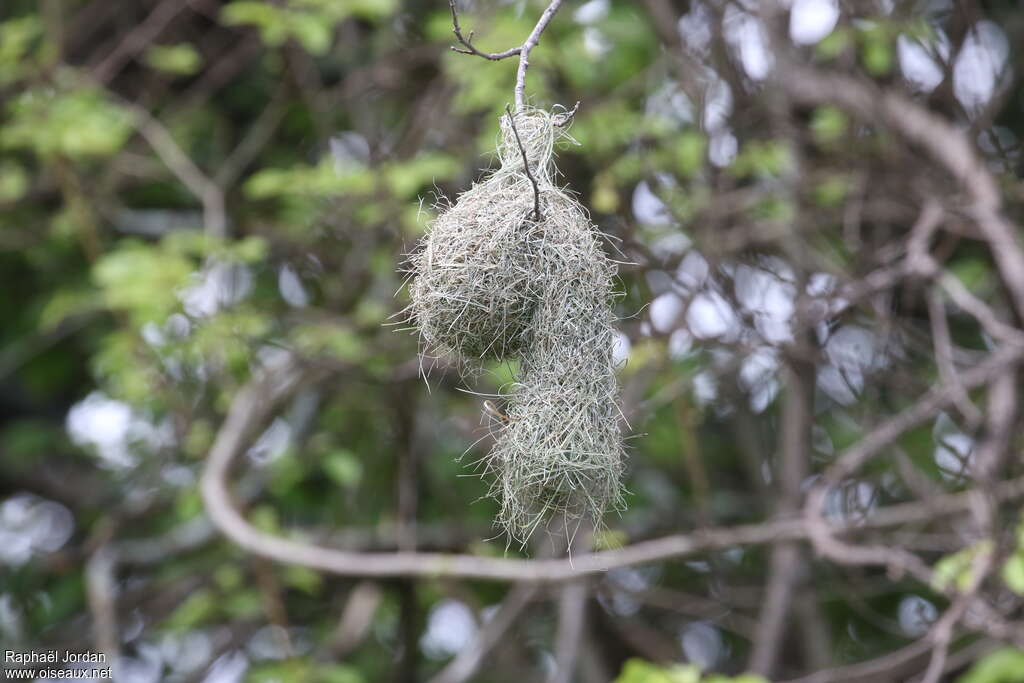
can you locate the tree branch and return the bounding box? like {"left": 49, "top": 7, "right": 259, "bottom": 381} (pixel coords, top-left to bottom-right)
{"left": 749, "top": 355, "right": 815, "bottom": 677}
{"left": 115, "top": 94, "right": 228, "bottom": 238}
{"left": 200, "top": 357, "right": 1024, "bottom": 584}
{"left": 781, "top": 66, "right": 1024, "bottom": 324}
{"left": 449, "top": 0, "right": 566, "bottom": 110}
{"left": 513, "top": 0, "right": 565, "bottom": 111}
{"left": 550, "top": 581, "right": 587, "bottom": 683}
{"left": 448, "top": 0, "right": 522, "bottom": 60}
{"left": 428, "top": 586, "right": 537, "bottom": 683}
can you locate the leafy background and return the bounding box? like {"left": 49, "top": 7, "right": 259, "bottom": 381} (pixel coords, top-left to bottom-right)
{"left": 2, "top": 0, "right": 1024, "bottom": 682}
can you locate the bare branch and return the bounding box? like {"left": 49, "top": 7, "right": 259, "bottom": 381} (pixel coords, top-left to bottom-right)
{"left": 550, "top": 581, "right": 587, "bottom": 683}
{"left": 926, "top": 287, "right": 983, "bottom": 428}
{"left": 448, "top": 0, "right": 566, "bottom": 110}
{"left": 92, "top": 0, "right": 187, "bottom": 83}
{"left": 514, "top": 0, "right": 565, "bottom": 110}
{"left": 85, "top": 545, "right": 120, "bottom": 673}
{"left": 448, "top": 0, "right": 521, "bottom": 60}
{"left": 115, "top": 95, "right": 228, "bottom": 238}
{"left": 781, "top": 66, "right": 1024, "bottom": 324}
{"left": 749, "top": 356, "right": 815, "bottom": 677}
{"left": 428, "top": 586, "right": 537, "bottom": 683}
{"left": 553, "top": 101, "right": 580, "bottom": 127}
{"left": 921, "top": 541, "right": 994, "bottom": 683}
{"left": 324, "top": 582, "right": 383, "bottom": 659}
{"left": 200, "top": 358, "right": 1024, "bottom": 584}
{"left": 214, "top": 80, "right": 291, "bottom": 188}
{"left": 780, "top": 637, "right": 932, "bottom": 683}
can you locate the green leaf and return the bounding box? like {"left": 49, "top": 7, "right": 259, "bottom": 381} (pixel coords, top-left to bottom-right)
{"left": 289, "top": 11, "right": 332, "bottom": 54}
{"left": 164, "top": 589, "right": 216, "bottom": 631}
{"left": 862, "top": 37, "right": 893, "bottom": 75}
{"left": 93, "top": 240, "right": 195, "bottom": 324}
{"left": 858, "top": 22, "right": 894, "bottom": 76}
{"left": 676, "top": 131, "right": 707, "bottom": 178}
{"left": 221, "top": 2, "right": 289, "bottom": 46}
{"left": 214, "top": 565, "right": 244, "bottom": 591}
{"left": 0, "top": 160, "right": 29, "bottom": 202}
{"left": 2, "top": 80, "right": 133, "bottom": 158}
{"left": 813, "top": 175, "right": 851, "bottom": 207}
{"left": 592, "top": 174, "right": 620, "bottom": 213}
{"left": 144, "top": 44, "right": 202, "bottom": 75}
{"left": 958, "top": 649, "right": 1024, "bottom": 683}
{"left": 1002, "top": 554, "right": 1024, "bottom": 595}
{"left": 383, "top": 153, "right": 460, "bottom": 199}
{"left": 730, "top": 140, "right": 791, "bottom": 179}
{"left": 39, "top": 287, "right": 101, "bottom": 331}
{"left": 593, "top": 529, "right": 628, "bottom": 550}
{"left": 933, "top": 540, "right": 993, "bottom": 593}
{"left": 342, "top": 0, "right": 398, "bottom": 20}
{"left": 615, "top": 659, "right": 701, "bottom": 683}
{"left": 950, "top": 257, "right": 991, "bottom": 295}
{"left": 0, "top": 16, "right": 43, "bottom": 84}
{"left": 284, "top": 565, "right": 323, "bottom": 595}
{"left": 815, "top": 27, "right": 851, "bottom": 60}
{"left": 293, "top": 322, "right": 366, "bottom": 362}
{"left": 245, "top": 160, "right": 375, "bottom": 199}
{"left": 323, "top": 449, "right": 363, "bottom": 488}
{"left": 811, "top": 106, "right": 848, "bottom": 144}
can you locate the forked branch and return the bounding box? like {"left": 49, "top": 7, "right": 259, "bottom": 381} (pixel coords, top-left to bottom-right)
{"left": 448, "top": 0, "right": 522, "bottom": 60}
{"left": 449, "top": 0, "right": 566, "bottom": 110}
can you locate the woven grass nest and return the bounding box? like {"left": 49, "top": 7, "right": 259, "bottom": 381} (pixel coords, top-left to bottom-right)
{"left": 407, "top": 107, "right": 625, "bottom": 543}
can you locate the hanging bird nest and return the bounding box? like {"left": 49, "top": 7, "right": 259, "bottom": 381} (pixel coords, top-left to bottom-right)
{"left": 406, "top": 107, "right": 625, "bottom": 543}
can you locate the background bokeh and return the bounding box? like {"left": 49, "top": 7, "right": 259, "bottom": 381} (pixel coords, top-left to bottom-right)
{"left": 3, "top": 0, "right": 1024, "bottom": 681}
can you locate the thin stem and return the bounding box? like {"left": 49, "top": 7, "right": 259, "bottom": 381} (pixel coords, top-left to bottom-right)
{"left": 448, "top": 0, "right": 521, "bottom": 60}
{"left": 514, "top": 0, "right": 565, "bottom": 110}
{"left": 505, "top": 105, "right": 542, "bottom": 221}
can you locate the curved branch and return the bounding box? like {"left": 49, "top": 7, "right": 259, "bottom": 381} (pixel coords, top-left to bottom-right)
{"left": 200, "top": 358, "right": 1024, "bottom": 584}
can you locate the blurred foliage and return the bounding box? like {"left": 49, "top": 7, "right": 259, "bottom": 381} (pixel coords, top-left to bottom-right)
{"left": 615, "top": 659, "right": 768, "bottom": 683}
{"left": 1, "top": 0, "right": 1024, "bottom": 681}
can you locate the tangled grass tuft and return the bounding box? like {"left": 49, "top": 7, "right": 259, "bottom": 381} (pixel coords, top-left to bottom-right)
{"left": 407, "top": 107, "right": 625, "bottom": 542}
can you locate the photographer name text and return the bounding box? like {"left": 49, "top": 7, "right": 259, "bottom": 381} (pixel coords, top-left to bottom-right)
{"left": 6, "top": 651, "right": 106, "bottom": 665}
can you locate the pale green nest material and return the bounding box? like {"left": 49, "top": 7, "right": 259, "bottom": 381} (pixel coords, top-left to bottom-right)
{"left": 407, "top": 108, "right": 625, "bottom": 542}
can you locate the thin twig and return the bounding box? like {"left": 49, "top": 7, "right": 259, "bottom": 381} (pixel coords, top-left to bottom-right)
{"left": 92, "top": 0, "right": 186, "bottom": 83}
{"left": 550, "top": 581, "right": 587, "bottom": 683}
{"left": 749, "top": 354, "right": 814, "bottom": 677}
{"left": 505, "top": 105, "right": 542, "bottom": 221}
{"left": 513, "top": 0, "right": 565, "bottom": 110}
{"left": 85, "top": 545, "right": 120, "bottom": 678}
{"left": 323, "top": 582, "right": 383, "bottom": 659}
{"left": 112, "top": 93, "right": 228, "bottom": 238}
{"left": 214, "top": 79, "right": 291, "bottom": 188}
{"left": 428, "top": 586, "right": 538, "bottom": 683}
{"left": 926, "top": 287, "right": 983, "bottom": 428}
{"left": 448, "top": 0, "right": 521, "bottom": 60}
{"left": 780, "top": 637, "right": 932, "bottom": 683}
{"left": 553, "top": 101, "right": 581, "bottom": 126}
{"left": 449, "top": 0, "right": 566, "bottom": 110}
{"left": 781, "top": 65, "right": 1024, "bottom": 324}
